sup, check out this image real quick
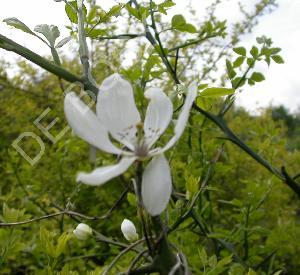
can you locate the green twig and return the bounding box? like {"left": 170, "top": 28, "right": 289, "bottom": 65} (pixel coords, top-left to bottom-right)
{"left": 169, "top": 33, "right": 223, "bottom": 52}
{"left": 96, "top": 33, "right": 143, "bottom": 40}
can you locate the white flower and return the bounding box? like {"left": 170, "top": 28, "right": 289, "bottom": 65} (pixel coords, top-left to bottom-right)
{"left": 64, "top": 73, "right": 197, "bottom": 216}
{"left": 121, "top": 219, "right": 139, "bottom": 242}
{"left": 73, "top": 223, "right": 93, "bottom": 240}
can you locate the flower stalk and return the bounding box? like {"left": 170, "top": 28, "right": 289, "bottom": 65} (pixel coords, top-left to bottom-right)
{"left": 135, "top": 163, "right": 182, "bottom": 274}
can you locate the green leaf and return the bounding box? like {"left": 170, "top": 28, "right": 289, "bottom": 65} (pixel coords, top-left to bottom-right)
{"left": 256, "top": 36, "right": 265, "bottom": 44}
{"left": 0, "top": 228, "right": 26, "bottom": 259}
{"left": 247, "top": 269, "right": 257, "bottom": 275}
{"left": 150, "top": 70, "right": 164, "bottom": 78}
{"left": 55, "top": 232, "right": 71, "bottom": 258}
{"left": 86, "top": 28, "right": 106, "bottom": 38}
{"left": 154, "top": 45, "right": 169, "bottom": 56}
{"left": 226, "top": 60, "right": 236, "bottom": 79}
{"left": 233, "top": 56, "right": 245, "bottom": 68}
{"left": 171, "top": 14, "right": 197, "bottom": 33}
{"left": 184, "top": 23, "right": 197, "bottom": 33}
{"left": 271, "top": 47, "right": 281, "bottom": 55}
{"left": 200, "top": 87, "right": 234, "bottom": 98}
{"left": 196, "top": 97, "right": 214, "bottom": 110}
{"left": 3, "top": 17, "right": 34, "bottom": 35}
{"left": 247, "top": 57, "right": 255, "bottom": 67}
{"left": 251, "top": 72, "right": 265, "bottom": 82}
{"left": 121, "top": 67, "right": 142, "bottom": 81}
{"left": 248, "top": 79, "right": 255, "bottom": 86}
{"left": 204, "top": 21, "right": 213, "bottom": 33}
{"left": 256, "top": 35, "right": 272, "bottom": 46}
{"left": 171, "top": 14, "right": 186, "bottom": 29}
{"left": 198, "top": 84, "right": 209, "bottom": 90}
{"left": 87, "top": 6, "right": 97, "bottom": 23}
{"left": 271, "top": 55, "right": 284, "bottom": 64}
{"left": 198, "top": 248, "right": 208, "bottom": 265}
{"left": 138, "top": 6, "right": 149, "bottom": 20}
{"left": 40, "top": 227, "right": 56, "bottom": 258}
{"left": 65, "top": 1, "right": 78, "bottom": 23}
{"left": 250, "top": 46, "right": 259, "bottom": 57}
{"left": 261, "top": 47, "right": 273, "bottom": 56}
{"left": 158, "top": 0, "right": 176, "bottom": 14}
{"left": 34, "top": 24, "right": 60, "bottom": 47}
{"left": 159, "top": 0, "right": 176, "bottom": 8}
{"left": 65, "top": 1, "right": 87, "bottom": 24}
{"left": 208, "top": 255, "right": 217, "bottom": 267}
{"left": 144, "top": 55, "right": 161, "bottom": 79}
{"left": 265, "top": 56, "right": 271, "bottom": 66}
{"left": 126, "top": 5, "right": 140, "bottom": 20}
{"left": 2, "top": 203, "right": 26, "bottom": 223}
{"left": 127, "top": 192, "right": 136, "bottom": 207}
{"left": 233, "top": 47, "right": 246, "bottom": 56}
{"left": 106, "top": 4, "right": 123, "bottom": 17}
{"left": 217, "top": 255, "right": 232, "bottom": 267}
{"left": 185, "top": 174, "right": 199, "bottom": 200}
{"left": 232, "top": 77, "right": 246, "bottom": 88}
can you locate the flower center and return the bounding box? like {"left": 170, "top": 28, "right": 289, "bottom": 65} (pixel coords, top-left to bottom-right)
{"left": 132, "top": 122, "right": 149, "bottom": 158}
{"left": 134, "top": 142, "right": 149, "bottom": 158}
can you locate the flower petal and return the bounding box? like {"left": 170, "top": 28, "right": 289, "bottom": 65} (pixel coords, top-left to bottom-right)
{"left": 143, "top": 88, "right": 173, "bottom": 148}
{"left": 64, "top": 92, "right": 122, "bottom": 154}
{"left": 77, "top": 157, "right": 136, "bottom": 186}
{"left": 153, "top": 82, "right": 197, "bottom": 154}
{"left": 96, "top": 74, "right": 141, "bottom": 150}
{"left": 141, "top": 154, "right": 172, "bottom": 216}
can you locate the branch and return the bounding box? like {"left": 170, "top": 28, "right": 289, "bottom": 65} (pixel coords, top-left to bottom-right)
{"left": 0, "top": 210, "right": 101, "bottom": 227}
{"left": 125, "top": 248, "right": 149, "bottom": 274}
{"left": 0, "top": 34, "right": 98, "bottom": 94}
{"left": 77, "top": 0, "right": 97, "bottom": 88}
{"left": 103, "top": 239, "right": 148, "bottom": 275}
{"left": 193, "top": 104, "right": 300, "bottom": 198}
{"left": 281, "top": 167, "right": 300, "bottom": 197}
{"left": 0, "top": 204, "right": 148, "bottom": 253}
{"left": 96, "top": 33, "right": 143, "bottom": 40}
{"left": 131, "top": 0, "right": 180, "bottom": 84}
{"left": 168, "top": 33, "right": 222, "bottom": 52}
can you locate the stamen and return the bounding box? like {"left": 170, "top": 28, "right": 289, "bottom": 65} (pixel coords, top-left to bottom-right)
{"left": 134, "top": 143, "right": 149, "bottom": 158}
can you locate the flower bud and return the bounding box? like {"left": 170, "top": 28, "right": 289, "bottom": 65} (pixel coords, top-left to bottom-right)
{"left": 121, "top": 219, "right": 138, "bottom": 242}
{"left": 73, "top": 223, "right": 93, "bottom": 240}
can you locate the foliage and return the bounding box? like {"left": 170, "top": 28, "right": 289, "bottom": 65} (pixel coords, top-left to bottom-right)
{"left": 0, "top": 0, "right": 299, "bottom": 274}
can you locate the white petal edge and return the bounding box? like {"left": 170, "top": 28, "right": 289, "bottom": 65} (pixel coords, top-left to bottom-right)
{"left": 96, "top": 73, "right": 141, "bottom": 150}
{"left": 64, "top": 92, "right": 122, "bottom": 155}
{"left": 141, "top": 154, "right": 172, "bottom": 216}
{"left": 143, "top": 88, "right": 173, "bottom": 148}
{"left": 151, "top": 81, "right": 198, "bottom": 155}
{"left": 77, "top": 157, "right": 136, "bottom": 186}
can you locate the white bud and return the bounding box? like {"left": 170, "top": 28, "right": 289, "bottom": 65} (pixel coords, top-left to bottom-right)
{"left": 121, "top": 219, "right": 138, "bottom": 242}
{"left": 73, "top": 223, "right": 93, "bottom": 240}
